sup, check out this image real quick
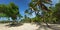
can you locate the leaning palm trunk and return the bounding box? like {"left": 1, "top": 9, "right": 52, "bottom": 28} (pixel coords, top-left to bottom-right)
{"left": 43, "top": 16, "right": 49, "bottom": 27}
{"left": 43, "top": 20, "right": 49, "bottom": 27}
{"left": 45, "top": 22, "right": 49, "bottom": 27}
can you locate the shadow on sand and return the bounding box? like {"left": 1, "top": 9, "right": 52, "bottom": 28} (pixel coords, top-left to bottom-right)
{"left": 36, "top": 24, "right": 60, "bottom": 30}
{"left": 48, "top": 24, "right": 60, "bottom": 30}
{"left": 5, "top": 23, "right": 23, "bottom": 27}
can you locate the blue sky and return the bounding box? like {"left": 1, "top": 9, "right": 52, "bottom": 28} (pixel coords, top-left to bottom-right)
{"left": 0, "top": 0, "right": 59, "bottom": 20}
{"left": 0, "top": 0, "right": 31, "bottom": 16}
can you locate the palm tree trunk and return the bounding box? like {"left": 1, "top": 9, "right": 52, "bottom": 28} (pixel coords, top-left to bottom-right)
{"left": 43, "top": 16, "right": 49, "bottom": 27}
{"left": 45, "top": 22, "right": 49, "bottom": 27}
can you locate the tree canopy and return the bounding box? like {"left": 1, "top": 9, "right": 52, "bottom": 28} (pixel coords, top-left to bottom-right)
{"left": 0, "top": 2, "right": 21, "bottom": 20}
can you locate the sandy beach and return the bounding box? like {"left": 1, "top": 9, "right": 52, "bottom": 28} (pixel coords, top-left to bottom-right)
{"left": 0, "top": 23, "right": 60, "bottom": 30}
{"left": 0, "top": 23, "right": 39, "bottom": 30}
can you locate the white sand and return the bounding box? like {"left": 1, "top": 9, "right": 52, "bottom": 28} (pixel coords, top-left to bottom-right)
{"left": 0, "top": 23, "right": 60, "bottom": 30}
{"left": 0, "top": 23, "right": 39, "bottom": 30}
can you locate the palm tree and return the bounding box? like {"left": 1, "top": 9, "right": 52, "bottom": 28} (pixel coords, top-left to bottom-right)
{"left": 25, "top": 0, "right": 52, "bottom": 27}
{"left": 31, "top": 0, "right": 52, "bottom": 11}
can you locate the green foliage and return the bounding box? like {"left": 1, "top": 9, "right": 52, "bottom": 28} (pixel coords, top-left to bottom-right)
{"left": 0, "top": 2, "right": 21, "bottom": 20}
{"left": 0, "top": 2, "right": 22, "bottom": 25}
{"left": 20, "top": 15, "right": 31, "bottom": 23}
{"left": 0, "top": 13, "right": 7, "bottom": 17}
{"left": 52, "top": 3, "right": 60, "bottom": 23}
{"left": 24, "top": 0, "right": 52, "bottom": 24}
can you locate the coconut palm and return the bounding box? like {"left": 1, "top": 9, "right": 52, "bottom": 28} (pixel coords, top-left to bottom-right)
{"left": 25, "top": 0, "right": 52, "bottom": 26}
{"left": 31, "top": 0, "right": 52, "bottom": 12}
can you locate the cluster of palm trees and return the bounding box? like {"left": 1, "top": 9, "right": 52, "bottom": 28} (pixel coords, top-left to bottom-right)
{"left": 24, "top": 0, "right": 60, "bottom": 26}
{"left": 25, "top": 0, "right": 52, "bottom": 26}
{"left": 0, "top": 0, "right": 60, "bottom": 26}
